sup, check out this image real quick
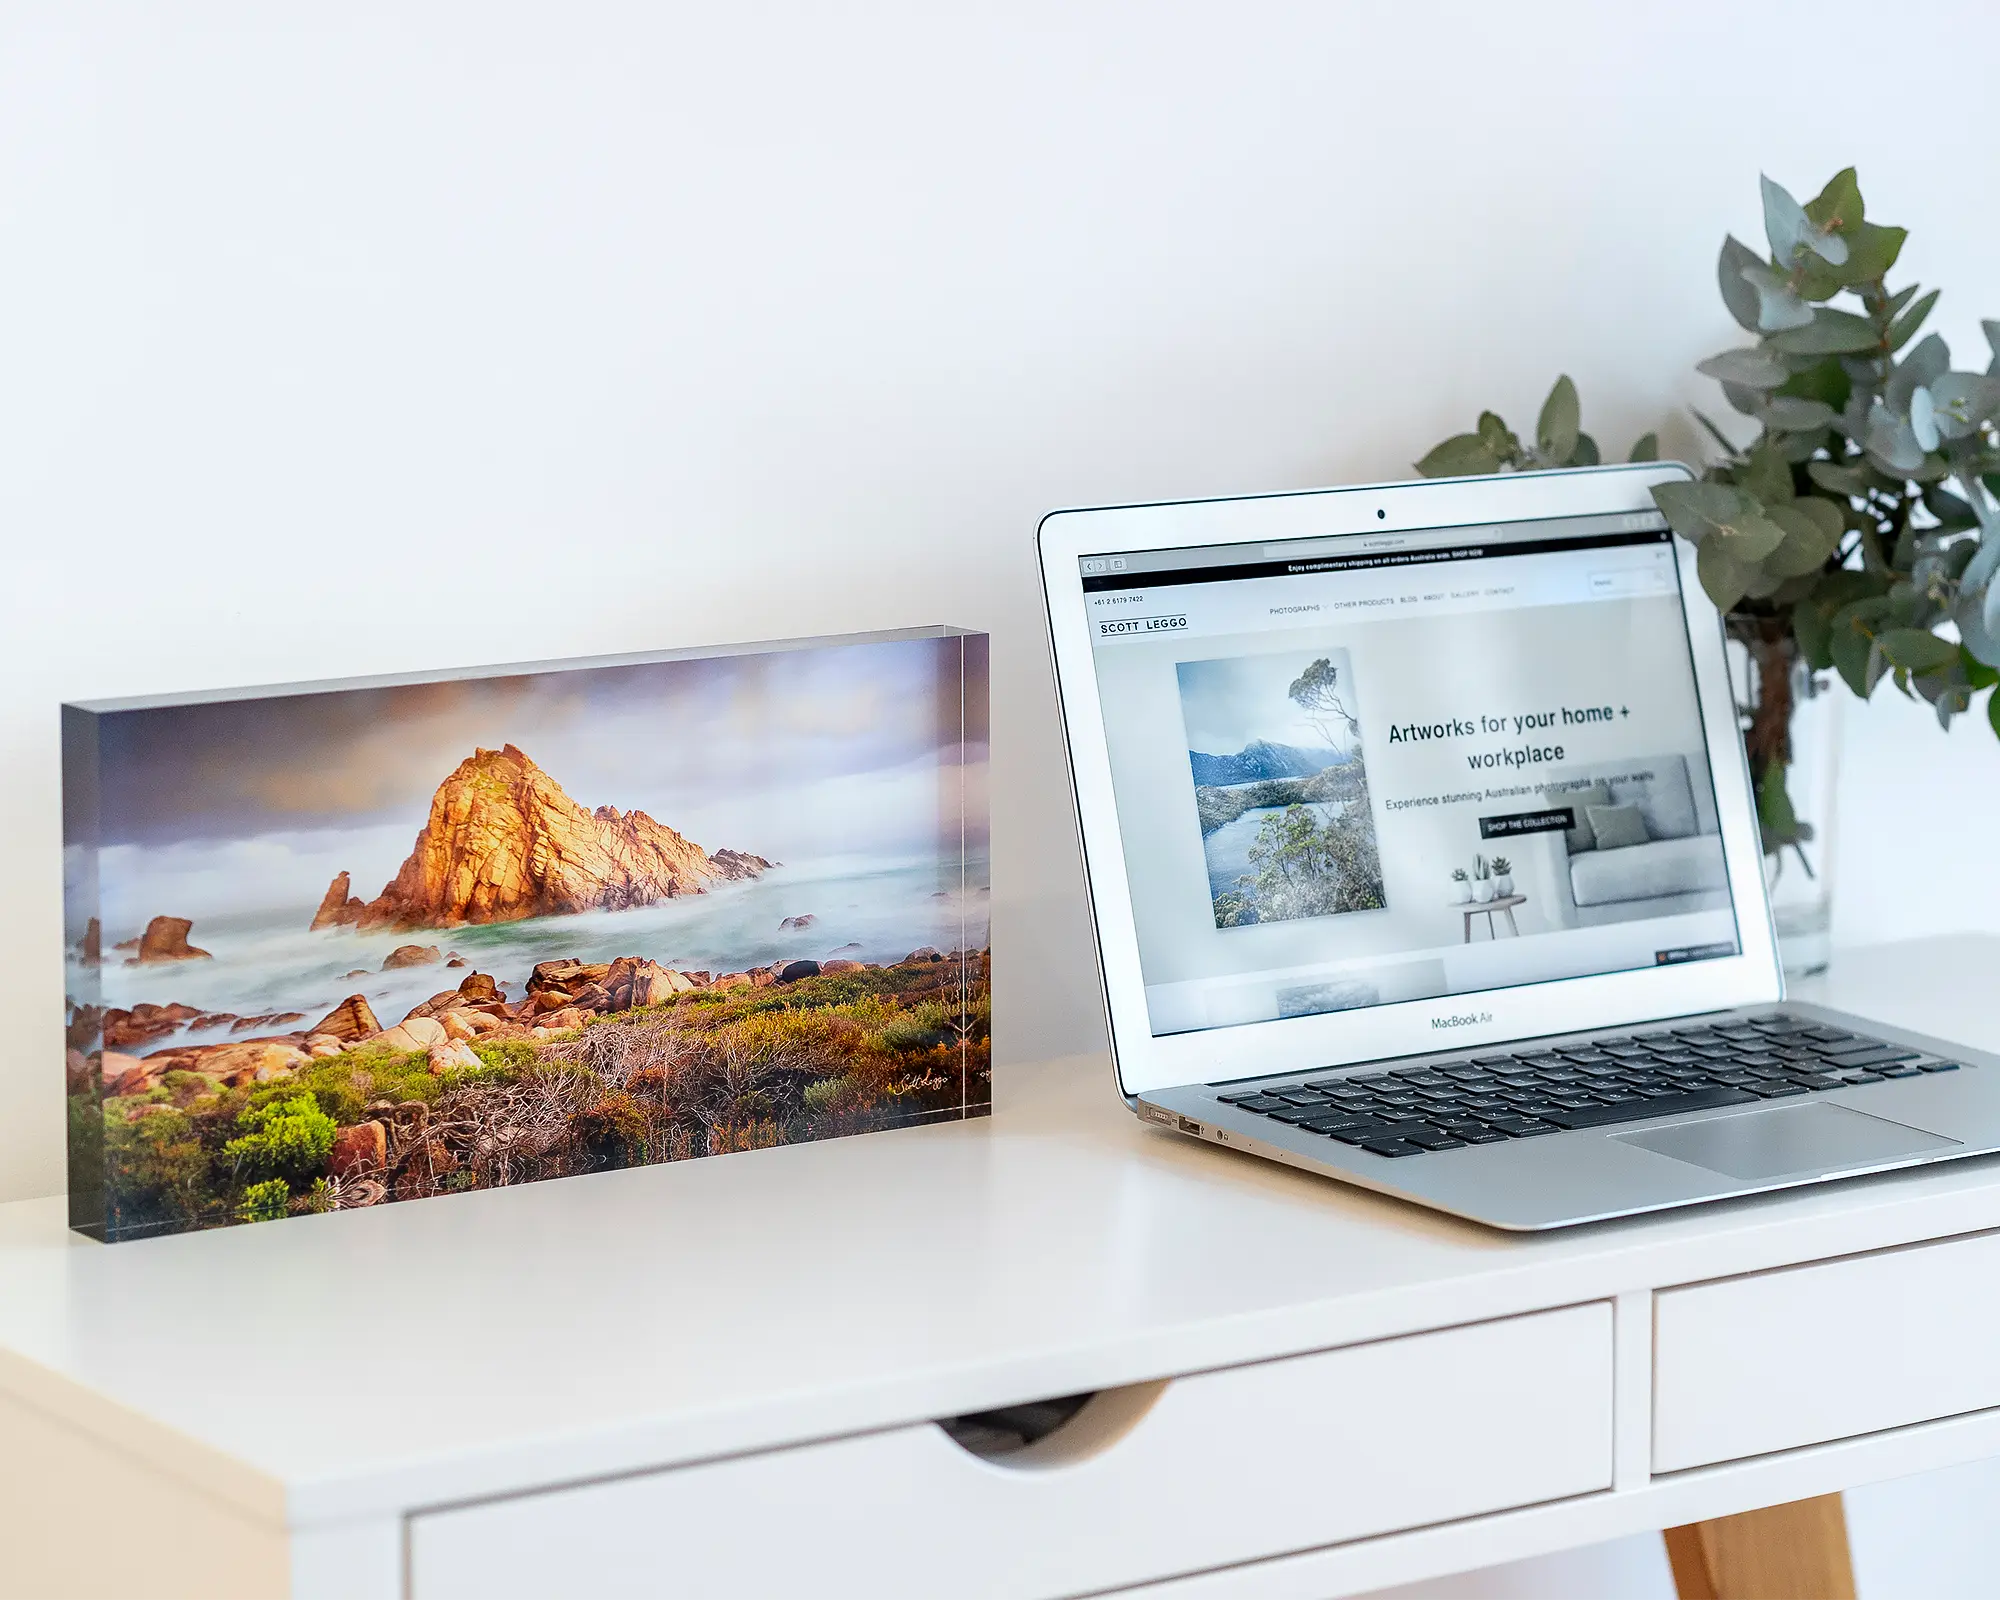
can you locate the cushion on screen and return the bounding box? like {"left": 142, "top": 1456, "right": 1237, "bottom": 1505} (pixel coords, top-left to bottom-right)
{"left": 1585, "top": 802, "right": 1652, "bottom": 850}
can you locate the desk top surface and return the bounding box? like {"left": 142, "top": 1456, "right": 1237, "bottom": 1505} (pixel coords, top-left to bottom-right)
{"left": 5, "top": 935, "right": 2000, "bottom": 1522}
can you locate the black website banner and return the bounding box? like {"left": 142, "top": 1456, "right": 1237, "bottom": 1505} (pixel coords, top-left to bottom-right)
{"left": 1079, "top": 528, "right": 1670, "bottom": 593}
{"left": 1478, "top": 807, "right": 1576, "bottom": 841}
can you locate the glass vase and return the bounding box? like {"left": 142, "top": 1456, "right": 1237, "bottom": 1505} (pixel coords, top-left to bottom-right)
{"left": 1732, "top": 631, "right": 1841, "bottom": 978}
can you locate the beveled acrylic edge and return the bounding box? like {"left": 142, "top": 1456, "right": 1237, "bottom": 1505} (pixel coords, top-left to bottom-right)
{"left": 65, "top": 624, "right": 983, "bottom": 715}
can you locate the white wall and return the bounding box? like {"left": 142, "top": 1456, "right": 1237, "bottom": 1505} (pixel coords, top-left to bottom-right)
{"left": 4, "top": 4, "right": 1998, "bottom": 1592}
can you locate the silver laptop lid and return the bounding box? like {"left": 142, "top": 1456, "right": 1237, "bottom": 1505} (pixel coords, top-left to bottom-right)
{"left": 1039, "top": 466, "right": 1782, "bottom": 1101}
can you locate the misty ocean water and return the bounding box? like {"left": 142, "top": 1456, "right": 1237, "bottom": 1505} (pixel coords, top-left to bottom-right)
{"left": 81, "top": 854, "right": 989, "bottom": 1053}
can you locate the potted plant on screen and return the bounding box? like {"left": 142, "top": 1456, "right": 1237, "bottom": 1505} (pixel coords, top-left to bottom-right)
{"left": 1470, "top": 856, "right": 1496, "bottom": 904}
{"left": 1415, "top": 169, "right": 2000, "bottom": 976}
{"left": 1450, "top": 866, "right": 1472, "bottom": 905}
{"left": 1490, "top": 856, "right": 1514, "bottom": 897}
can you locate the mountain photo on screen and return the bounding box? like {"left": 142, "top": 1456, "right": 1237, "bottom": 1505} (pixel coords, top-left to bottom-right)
{"left": 1176, "top": 648, "right": 1385, "bottom": 930}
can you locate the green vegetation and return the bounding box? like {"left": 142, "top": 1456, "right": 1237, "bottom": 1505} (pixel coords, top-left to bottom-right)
{"left": 1416, "top": 168, "right": 2000, "bottom": 873}
{"left": 1217, "top": 805, "right": 1386, "bottom": 926}
{"left": 224, "top": 1095, "right": 338, "bottom": 1183}
{"left": 102, "top": 955, "right": 992, "bottom": 1241}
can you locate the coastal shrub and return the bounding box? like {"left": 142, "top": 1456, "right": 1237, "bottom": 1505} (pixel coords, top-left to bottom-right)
{"left": 105, "top": 1109, "right": 210, "bottom": 1233}
{"left": 472, "top": 1039, "right": 542, "bottom": 1074}
{"left": 876, "top": 999, "right": 959, "bottom": 1054}
{"left": 572, "top": 1091, "right": 649, "bottom": 1168}
{"left": 224, "top": 1095, "right": 337, "bottom": 1183}
{"left": 238, "top": 1178, "right": 290, "bottom": 1222}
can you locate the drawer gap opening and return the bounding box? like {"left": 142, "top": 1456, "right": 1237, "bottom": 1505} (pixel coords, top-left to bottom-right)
{"left": 937, "top": 1380, "right": 1169, "bottom": 1469}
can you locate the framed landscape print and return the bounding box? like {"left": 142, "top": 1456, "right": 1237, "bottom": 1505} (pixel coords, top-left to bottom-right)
{"left": 62, "top": 627, "right": 990, "bottom": 1241}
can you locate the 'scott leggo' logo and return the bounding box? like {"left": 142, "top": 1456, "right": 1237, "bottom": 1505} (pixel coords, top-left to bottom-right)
{"left": 1431, "top": 1010, "right": 1495, "bottom": 1030}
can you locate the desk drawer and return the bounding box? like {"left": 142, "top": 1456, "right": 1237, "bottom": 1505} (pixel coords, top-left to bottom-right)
{"left": 409, "top": 1303, "right": 1611, "bottom": 1600}
{"left": 1654, "top": 1229, "right": 2000, "bottom": 1472}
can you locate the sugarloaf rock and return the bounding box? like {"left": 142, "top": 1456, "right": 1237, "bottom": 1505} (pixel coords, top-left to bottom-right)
{"left": 327, "top": 745, "right": 770, "bottom": 932}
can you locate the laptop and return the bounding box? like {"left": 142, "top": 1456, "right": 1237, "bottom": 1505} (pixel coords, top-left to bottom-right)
{"left": 1038, "top": 463, "right": 2000, "bottom": 1229}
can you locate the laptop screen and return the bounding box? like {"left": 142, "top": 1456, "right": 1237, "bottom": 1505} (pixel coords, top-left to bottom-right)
{"left": 1078, "top": 509, "right": 1745, "bottom": 1039}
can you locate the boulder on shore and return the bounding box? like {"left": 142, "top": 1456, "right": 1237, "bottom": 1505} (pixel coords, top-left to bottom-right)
{"left": 382, "top": 944, "right": 443, "bottom": 970}
{"left": 456, "top": 971, "right": 502, "bottom": 1004}
{"left": 820, "top": 959, "right": 865, "bottom": 974}
{"left": 427, "top": 1039, "right": 484, "bottom": 1075}
{"left": 775, "top": 959, "right": 821, "bottom": 983}
{"left": 126, "top": 917, "right": 212, "bottom": 965}
{"left": 373, "top": 1016, "right": 448, "bottom": 1053}
{"left": 328, "top": 1121, "right": 387, "bottom": 1178}
{"left": 311, "top": 994, "right": 382, "bottom": 1041}
{"left": 779, "top": 914, "right": 816, "bottom": 930}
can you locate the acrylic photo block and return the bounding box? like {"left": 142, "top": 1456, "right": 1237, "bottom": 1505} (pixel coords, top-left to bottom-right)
{"left": 62, "top": 627, "right": 990, "bottom": 1242}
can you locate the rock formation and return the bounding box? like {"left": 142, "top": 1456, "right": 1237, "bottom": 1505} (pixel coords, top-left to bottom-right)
{"left": 310, "top": 872, "right": 366, "bottom": 930}
{"left": 311, "top": 994, "right": 381, "bottom": 1041}
{"left": 311, "top": 745, "right": 772, "bottom": 933}
{"left": 382, "top": 944, "right": 443, "bottom": 969}
{"left": 76, "top": 918, "right": 101, "bottom": 966}
{"left": 126, "top": 917, "right": 212, "bottom": 965}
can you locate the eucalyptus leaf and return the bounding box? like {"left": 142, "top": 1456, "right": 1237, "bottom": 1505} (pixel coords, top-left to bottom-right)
{"left": 1769, "top": 308, "right": 1882, "bottom": 356}
{"left": 1414, "top": 434, "right": 1501, "bottom": 478}
{"left": 1761, "top": 396, "right": 1836, "bottom": 433}
{"left": 1828, "top": 599, "right": 1888, "bottom": 696}
{"left": 1569, "top": 431, "right": 1600, "bottom": 467}
{"left": 1807, "top": 460, "right": 1867, "bottom": 495}
{"left": 1835, "top": 222, "right": 1906, "bottom": 286}
{"left": 1762, "top": 173, "right": 1848, "bottom": 266}
{"left": 1877, "top": 627, "right": 1960, "bottom": 674}
{"left": 1697, "top": 348, "right": 1788, "bottom": 389}
{"left": 1763, "top": 502, "right": 1843, "bottom": 578}
{"left": 1888, "top": 333, "right": 1951, "bottom": 410}
{"left": 1741, "top": 445, "right": 1795, "bottom": 505}
{"left": 1536, "top": 375, "right": 1579, "bottom": 462}
{"left": 1716, "top": 236, "right": 1765, "bottom": 332}
{"left": 1652, "top": 481, "right": 1747, "bottom": 547}
{"left": 1985, "top": 319, "right": 2000, "bottom": 375}
{"left": 1865, "top": 403, "right": 1926, "bottom": 475}
{"left": 1696, "top": 536, "right": 1750, "bottom": 612}
{"left": 1961, "top": 536, "right": 2000, "bottom": 594}
{"left": 1738, "top": 262, "right": 1815, "bottom": 332}
{"left": 1804, "top": 167, "right": 1865, "bottom": 235}
{"left": 1475, "top": 411, "right": 1517, "bottom": 459}
{"left": 1886, "top": 289, "right": 1940, "bottom": 353}
{"left": 1928, "top": 372, "right": 2000, "bottom": 440}
{"left": 1910, "top": 386, "right": 1941, "bottom": 452}
{"left": 1628, "top": 432, "right": 1660, "bottom": 463}
{"left": 1721, "top": 381, "right": 1762, "bottom": 416}
{"left": 1959, "top": 589, "right": 2000, "bottom": 668}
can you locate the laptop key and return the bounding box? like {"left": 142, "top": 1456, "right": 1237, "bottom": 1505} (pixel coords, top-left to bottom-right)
{"left": 1821, "top": 1046, "right": 1919, "bottom": 1068}
{"left": 1877, "top": 1065, "right": 1924, "bottom": 1079}
{"left": 1539, "top": 1086, "right": 1758, "bottom": 1130}
{"left": 1405, "top": 1132, "right": 1467, "bottom": 1151}
{"left": 1750, "top": 1083, "right": 1808, "bottom": 1098}
{"left": 1487, "top": 1118, "right": 1558, "bottom": 1137}
{"left": 1915, "top": 1059, "right": 1962, "bottom": 1072}
{"left": 1360, "top": 1139, "right": 1421, "bottom": 1157}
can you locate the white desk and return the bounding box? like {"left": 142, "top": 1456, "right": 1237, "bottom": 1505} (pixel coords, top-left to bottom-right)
{"left": 5, "top": 936, "right": 2000, "bottom": 1599}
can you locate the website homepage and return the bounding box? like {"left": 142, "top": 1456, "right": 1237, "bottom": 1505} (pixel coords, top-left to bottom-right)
{"left": 1081, "top": 512, "right": 1743, "bottom": 1038}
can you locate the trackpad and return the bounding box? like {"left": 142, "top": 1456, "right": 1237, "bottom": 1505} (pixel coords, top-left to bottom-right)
{"left": 1615, "top": 1102, "right": 1958, "bottom": 1180}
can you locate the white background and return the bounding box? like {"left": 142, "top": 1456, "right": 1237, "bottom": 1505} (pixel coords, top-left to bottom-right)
{"left": 4, "top": 4, "right": 1999, "bottom": 1594}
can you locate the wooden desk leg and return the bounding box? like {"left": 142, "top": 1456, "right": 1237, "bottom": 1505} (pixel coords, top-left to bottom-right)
{"left": 1663, "top": 1492, "right": 1856, "bottom": 1600}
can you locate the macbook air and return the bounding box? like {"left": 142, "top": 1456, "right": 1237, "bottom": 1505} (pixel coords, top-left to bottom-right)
{"left": 1039, "top": 464, "right": 2000, "bottom": 1228}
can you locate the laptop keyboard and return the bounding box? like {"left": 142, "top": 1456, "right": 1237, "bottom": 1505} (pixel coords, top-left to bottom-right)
{"left": 1213, "top": 1014, "right": 1968, "bottom": 1159}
